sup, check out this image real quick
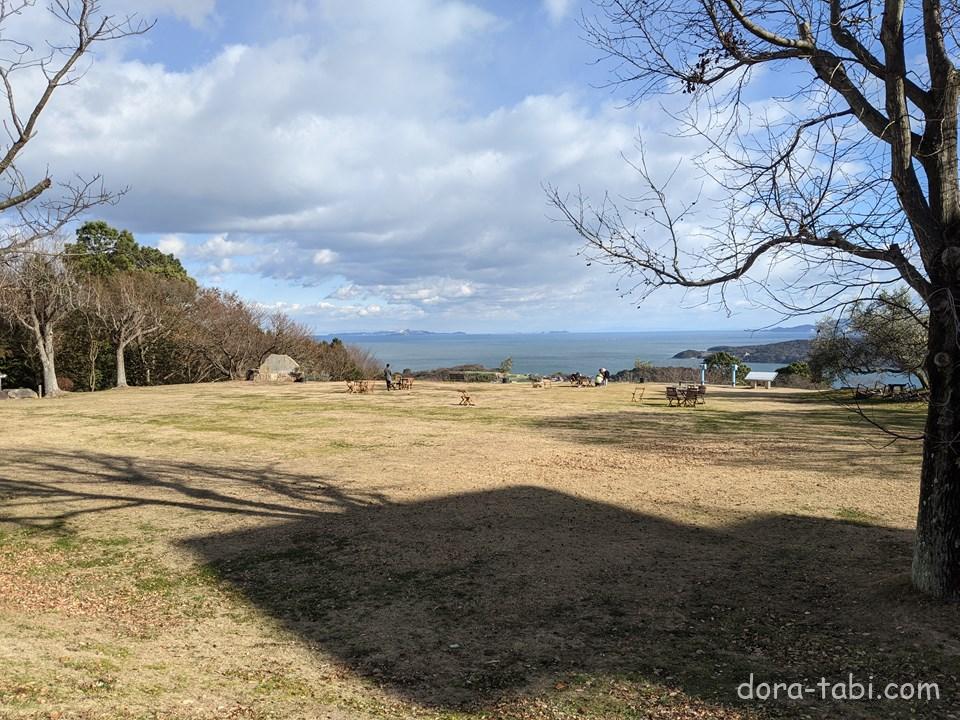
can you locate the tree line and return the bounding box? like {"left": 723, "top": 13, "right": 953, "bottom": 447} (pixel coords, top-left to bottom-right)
{"left": 0, "top": 222, "right": 379, "bottom": 395}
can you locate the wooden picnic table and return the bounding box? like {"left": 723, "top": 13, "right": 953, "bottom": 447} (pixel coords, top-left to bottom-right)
{"left": 666, "top": 384, "right": 705, "bottom": 407}
{"left": 346, "top": 380, "right": 375, "bottom": 394}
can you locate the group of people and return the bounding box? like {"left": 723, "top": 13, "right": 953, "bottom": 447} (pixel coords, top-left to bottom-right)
{"left": 568, "top": 368, "right": 611, "bottom": 387}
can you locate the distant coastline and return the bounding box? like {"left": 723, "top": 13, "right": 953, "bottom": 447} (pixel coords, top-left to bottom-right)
{"left": 317, "top": 329, "right": 815, "bottom": 376}
{"left": 672, "top": 339, "right": 811, "bottom": 364}
{"left": 320, "top": 325, "right": 816, "bottom": 338}
{"left": 761, "top": 324, "right": 816, "bottom": 334}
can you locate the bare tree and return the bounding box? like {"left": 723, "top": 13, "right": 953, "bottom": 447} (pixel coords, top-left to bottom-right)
{"left": 94, "top": 272, "right": 184, "bottom": 388}
{"left": 129, "top": 279, "right": 194, "bottom": 386}
{"left": 73, "top": 283, "right": 107, "bottom": 390}
{"left": 0, "top": 1, "right": 151, "bottom": 257}
{"left": 0, "top": 249, "right": 78, "bottom": 395}
{"left": 549, "top": 0, "right": 960, "bottom": 599}
{"left": 181, "top": 289, "right": 274, "bottom": 381}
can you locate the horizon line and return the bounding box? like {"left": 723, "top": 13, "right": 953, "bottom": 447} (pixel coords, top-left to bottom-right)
{"left": 311, "top": 326, "right": 816, "bottom": 337}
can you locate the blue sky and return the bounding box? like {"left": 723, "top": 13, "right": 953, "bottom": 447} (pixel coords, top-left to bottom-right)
{"left": 21, "top": 0, "right": 795, "bottom": 333}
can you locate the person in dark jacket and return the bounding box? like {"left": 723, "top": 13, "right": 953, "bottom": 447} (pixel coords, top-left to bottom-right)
{"left": 384, "top": 363, "right": 394, "bottom": 390}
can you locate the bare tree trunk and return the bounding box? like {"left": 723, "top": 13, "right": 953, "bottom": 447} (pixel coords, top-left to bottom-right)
{"left": 912, "top": 297, "right": 960, "bottom": 599}
{"left": 115, "top": 341, "right": 129, "bottom": 388}
{"left": 139, "top": 343, "right": 151, "bottom": 385}
{"left": 37, "top": 324, "right": 61, "bottom": 397}
{"left": 87, "top": 337, "right": 100, "bottom": 391}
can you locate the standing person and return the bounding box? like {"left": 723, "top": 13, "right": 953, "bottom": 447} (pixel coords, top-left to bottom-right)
{"left": 384, "top": 363, "right": 394, "bottom": 391}
{"left": 602, "top": 368, "right": 611, "bottom": 386}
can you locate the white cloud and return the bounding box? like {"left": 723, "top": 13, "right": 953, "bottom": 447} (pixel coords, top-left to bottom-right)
{"left": 206, "top": 257, "right": 235, "bottom": 275}
{"left": 298, "top": 301, "right": 388, "bottom": 319}
{"left": 132, "top": 0, "right": 218, "bottom": 28}
{"left": 157, "top": 234, "right": 185, "bottom": 255}
{"left": 198, "top": 234, "right": 257, "bottom": 259}
{"left": 327, "top": 284, "right": 363, "bottom": 300}
{"left": 313, "top": 249, "right": 338, "bottom": 266}
{"left": 16, "top": 1, "right": 729, "bottom": 330}
{"left": 543, "top": 0, "right": 573, "bottom": 23}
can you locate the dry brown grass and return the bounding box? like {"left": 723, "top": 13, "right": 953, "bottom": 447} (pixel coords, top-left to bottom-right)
{"left": 0, "top": 381, "right": 955, "bottom": 720}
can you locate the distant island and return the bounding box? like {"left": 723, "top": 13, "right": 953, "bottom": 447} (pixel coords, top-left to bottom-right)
{"left": 673, "top": 339, "right": 811, "bottom": 364}
{"left": 324, "top": 329, "right": 467, "bottom": 337}
{"left": 758, "top": 324, "right": 816, "bottom": 334}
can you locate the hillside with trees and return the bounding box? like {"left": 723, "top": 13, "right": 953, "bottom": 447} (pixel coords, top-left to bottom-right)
{"left": 0, "top": 222, "right": 379, "bottom": 393}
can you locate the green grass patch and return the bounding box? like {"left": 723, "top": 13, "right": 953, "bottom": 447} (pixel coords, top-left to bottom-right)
{"left": 836, "top": 507, "right": 881, "bottom": 524}
{"left": 60, "top": 656, "right": 121, "bottom": 675}
{"left": 134, "top": 563, "right": 225, "bottom": 596}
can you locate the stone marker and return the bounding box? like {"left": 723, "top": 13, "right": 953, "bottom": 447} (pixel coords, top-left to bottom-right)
{"left": 1, "top": 388, "right": 39, "bottom": 399}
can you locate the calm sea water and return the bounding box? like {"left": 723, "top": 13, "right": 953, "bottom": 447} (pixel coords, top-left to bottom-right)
{"left": 317, "top": 330, "right": 813, "bottom": 375}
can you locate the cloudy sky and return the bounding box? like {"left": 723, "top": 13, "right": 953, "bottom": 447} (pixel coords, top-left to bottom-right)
{"left": 20, "top": 0, "right": 782, "bottom": 333}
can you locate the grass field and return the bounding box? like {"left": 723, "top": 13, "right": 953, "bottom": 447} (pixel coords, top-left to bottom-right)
{"left": 0, "top": 380, "right": 955, "bottom": 719}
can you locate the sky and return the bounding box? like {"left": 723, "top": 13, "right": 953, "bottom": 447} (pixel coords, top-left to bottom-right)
{"left": 14, "top": 0, "right": 796, "bottom": 333}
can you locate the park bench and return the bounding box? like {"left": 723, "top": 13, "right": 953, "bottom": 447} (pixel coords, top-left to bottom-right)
{"left": 458, "top": 389, "right": 475, "bottom": 406}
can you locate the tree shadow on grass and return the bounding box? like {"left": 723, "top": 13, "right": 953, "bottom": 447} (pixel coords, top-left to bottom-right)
{"left": 182, "top": 485, "right": 956, "bottom": 718}
{"left": 532, "top": 405, "right": 922, "bottom": 478}
{"left": 0, "top": 451, "right": 954, "bottom": 717}
{"left": 0, "top": 450, "right": 383, "bottom": 529}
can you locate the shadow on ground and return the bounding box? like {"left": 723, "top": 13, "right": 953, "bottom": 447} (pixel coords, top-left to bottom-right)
{"left": 182, "top": 486, "right": 955, "bottom": 717}
{"left": 1, "top": 451, "right": 955, "bottom": 717}
{"left": 533, "top": 404, "right": 923, "bottom": 477}
{"left": 0, "top": 451, "right": 385, "bottom": 528}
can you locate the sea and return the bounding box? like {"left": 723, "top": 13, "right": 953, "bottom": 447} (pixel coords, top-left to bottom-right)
{"left": 316, "top": 329, "right": 814, "bottom": 376}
